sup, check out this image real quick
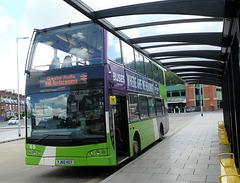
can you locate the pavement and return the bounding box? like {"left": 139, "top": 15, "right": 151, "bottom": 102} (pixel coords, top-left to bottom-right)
{"left": 101, "top": 111, "right": 230, "bottom": 183}
{"left": 0, "top": 121, "right": 25, "bottom": 143}
{"left": 0, "top": 111, "right": 230, "bottom": 182}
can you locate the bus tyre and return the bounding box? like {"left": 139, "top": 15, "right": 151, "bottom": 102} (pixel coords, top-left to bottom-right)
{"left": 133, "top": 140, "right": 140, "bottom": 158}
{"left": 158, "top": 125, "right": 163, "bottom": 142}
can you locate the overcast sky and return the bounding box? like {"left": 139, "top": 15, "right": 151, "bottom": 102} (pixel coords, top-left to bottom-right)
{"left": 0, "top": 0, "right": 223, "bottom": 94}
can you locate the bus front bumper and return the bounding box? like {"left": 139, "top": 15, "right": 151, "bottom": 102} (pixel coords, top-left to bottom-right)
{"left": 25, "top": 155, "right": 116, "bottom": 166}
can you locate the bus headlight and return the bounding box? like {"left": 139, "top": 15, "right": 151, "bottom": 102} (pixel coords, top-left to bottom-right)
{"left": 88, "top": 149, "right": 107, "bottom": 157}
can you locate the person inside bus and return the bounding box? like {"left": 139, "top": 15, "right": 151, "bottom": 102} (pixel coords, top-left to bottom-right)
{"left": 49, "top": 57, "right": 60, "bottom": 70}
{"left": 62, "top": 55, "right": 72, "bottom": 68}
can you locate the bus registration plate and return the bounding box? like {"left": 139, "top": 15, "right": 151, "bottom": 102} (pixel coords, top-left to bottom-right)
{"left": 56, "top": 160, "right": 74, "bottom": 165}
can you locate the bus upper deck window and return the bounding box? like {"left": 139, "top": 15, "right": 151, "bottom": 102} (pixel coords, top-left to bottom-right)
{"left": 29, "top": 23, "right": 103, "bottom": 72}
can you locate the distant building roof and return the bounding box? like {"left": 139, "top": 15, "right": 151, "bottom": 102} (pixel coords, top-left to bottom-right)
{"left": 167, "top": 84, "right": 185, "bottom": 91}
{"left": 167, "top": 97, "right": 186, "bottom": 104}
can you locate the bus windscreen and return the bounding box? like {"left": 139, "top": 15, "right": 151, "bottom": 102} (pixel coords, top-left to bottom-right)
{"left": 28, "top": 23, "right": 103, "bottom": 72}
{"left": 26, "top": 88, "right": 105, "bottom": 146}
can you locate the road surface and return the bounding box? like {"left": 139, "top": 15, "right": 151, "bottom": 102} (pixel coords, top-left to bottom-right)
{"left": 0, "top": 112, "right": 199, "bottom": 183}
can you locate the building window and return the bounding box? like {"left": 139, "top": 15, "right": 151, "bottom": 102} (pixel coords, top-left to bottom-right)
{"left": 181, "top": 91, "right": 185, "bottom": 96}
{"left": 167, "top": 92, "right": 171, "bottom": 97}
{"left": 172, "top": 92, "right": 180, "bottom": 97}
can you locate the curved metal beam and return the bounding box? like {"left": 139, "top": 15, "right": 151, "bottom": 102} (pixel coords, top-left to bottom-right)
{"left": 150, "top": 50, "right": 225, "bottom": 61}
{"left": 186, "top": 79, "right": 222, "bottom": 86}
{"left": 63, "top": 0, "right": 151, "bottom": 60}
{"left": 169, "top": 66, "right": 224, "bottom": 72}
{"left": 141, "top": 43, "right": 191, "bottom": 49}
{"left": 115, "top": 18, "right": 223, "bottom": 30}
{"left": 187, "top": 82, "right": 221, "bottom": 86}
{"left": 163, "top": 61, "right": 225, "bottom": 69}
{"left": 131, "top": 32, "right": 227, "bottom": 47}
{"left": 185, "top": 78, "right": 222, "bottom": 82}
{"left": 156, "top": 56, "right": 186, "bottom": 61}
{"left": 93, "top": 0, "right": 230, "bottom": 18}
{"left": 177, "top": 72, "right": 222, "bottom": 78}
{"left": 171, "top": 67, "right": 223, "bottom": 75}
{"left": 182, "top": 76, "right": 221, "bottom": 82}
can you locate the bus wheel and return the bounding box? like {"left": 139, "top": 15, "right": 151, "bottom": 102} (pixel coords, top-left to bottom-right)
{"left": 158, "top": 125, "right": 163, "bottom": 142}
{"left": 133, "top": 138, "right": 140, "bottom": 158}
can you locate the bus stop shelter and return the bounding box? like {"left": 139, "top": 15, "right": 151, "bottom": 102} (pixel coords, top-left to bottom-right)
{"left": 64, "top": 0, "right": 240, "bottom": 168}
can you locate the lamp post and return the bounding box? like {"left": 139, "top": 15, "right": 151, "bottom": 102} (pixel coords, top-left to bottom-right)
{"left": 17, "top": 37, "right": 28, "bottom": 137}
{"left": 199, "top": 84, "right": 203, "bottom": 116}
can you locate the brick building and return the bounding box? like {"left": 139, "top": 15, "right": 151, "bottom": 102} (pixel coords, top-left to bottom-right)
{"left": 185, "top": 84, "right": 219, "bottom": 111}
{"left": 167, "top": 84, "right": 222, "bottom": 113}
{"left": 0, "top": 90, "right": 24, "bottom": 121}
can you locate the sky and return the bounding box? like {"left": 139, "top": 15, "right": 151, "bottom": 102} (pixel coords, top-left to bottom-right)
{"left": 0, "top": 0, "right": 88, "bottom": 94}
{"left": 0, "top": 0, "right": 223, "bottom": 94}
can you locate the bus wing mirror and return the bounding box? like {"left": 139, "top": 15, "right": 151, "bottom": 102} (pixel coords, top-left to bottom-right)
{"left": 109, "top": 96, "right": 116, "bottom": 105}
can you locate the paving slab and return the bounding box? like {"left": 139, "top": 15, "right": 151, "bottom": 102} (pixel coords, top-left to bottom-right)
{"left": 101, "top": 111, "right": 229, "bottom": 183}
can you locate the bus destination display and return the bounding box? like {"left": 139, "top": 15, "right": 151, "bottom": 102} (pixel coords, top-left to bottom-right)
{"left": 40, "top": 73, "right": 87, "bottom": 88}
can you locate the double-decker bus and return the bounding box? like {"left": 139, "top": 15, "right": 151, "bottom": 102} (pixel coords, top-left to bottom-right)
{"left": 25, "top": 21, "right": 169, "bottom": 166}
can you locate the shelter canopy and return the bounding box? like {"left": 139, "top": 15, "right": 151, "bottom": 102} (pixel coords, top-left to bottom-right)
{"left": 64, "top": 0, "right": 237, "bottom": 86}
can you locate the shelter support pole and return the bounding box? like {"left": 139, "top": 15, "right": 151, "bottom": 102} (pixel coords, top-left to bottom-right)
{"left": 230, "top": 34, "right": 240, "bottom": 168}
{"left": 222, "top": 31, "right": 240, "bottom": 168}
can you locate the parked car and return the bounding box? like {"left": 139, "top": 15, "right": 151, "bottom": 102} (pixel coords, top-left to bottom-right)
{"left": 186, "top": 106, "right": 201, "bottom": 112}
{"left": 168, "top": 107, "right": 174, "bottom": 113}
{"left": 8, "top": 118, "right": 19, "bottom": 125}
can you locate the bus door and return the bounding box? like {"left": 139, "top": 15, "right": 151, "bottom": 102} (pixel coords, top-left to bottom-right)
{"left": 113, "top": 95, "right": 130, "bottom": 163}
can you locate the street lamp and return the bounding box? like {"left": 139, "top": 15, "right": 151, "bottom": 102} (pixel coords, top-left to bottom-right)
{"left": 199, "top": 84, "right": 203, "bottom": 116}
{"left": 17, "top": 37, "right": 29, "bottom": 137}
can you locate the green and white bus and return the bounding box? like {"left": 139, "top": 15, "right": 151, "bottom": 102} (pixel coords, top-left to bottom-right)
{"left": 25, "top": 21, "right": 169, "bottom": 166}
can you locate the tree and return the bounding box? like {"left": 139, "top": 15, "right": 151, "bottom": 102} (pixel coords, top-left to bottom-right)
{"left": 165, "top": 71, "right": 184, "bottom": 86}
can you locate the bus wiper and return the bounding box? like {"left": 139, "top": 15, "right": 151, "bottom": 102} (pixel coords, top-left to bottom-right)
{"left": 33, "top": 134, "right": 69, "bottom": 144}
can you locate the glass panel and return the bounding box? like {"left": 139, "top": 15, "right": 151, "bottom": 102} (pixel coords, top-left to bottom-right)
{"left": 152, "top": 64, "right": 160, "bottom": 83}
{"left": 148, "top": 97, "right": 156, "bottom": 118}
{"left": 29, "top": 23, "right": 103, "bottom": 72}
{"left": 129, "top": 94, "right": 139, "bottom": 122}
{"left": 181, "top": 91, "right": 186, "bottom": 96}
{"left": 156, "top": 99, "right": 163, "bottom": 116}
{"left": 135, "top": 50, "right": 145, "bottom": 75}
{"left": 144, "top": 57, "right": 153, "bottom": 79}
{"left": 26, "top": 89, "right": 105, "bottom": 145}
{"left": 122, "top": 41, "right": 135, "bottom": 70}
{"left": 139, "top": 95, "right": 149, "bottom": 119}
{"left": 167, "top": 92, "right": 171, "bottom": 97}
{"left": 162, "top": 99, "right": 165, "bottom": 115}
{"left": 107, "top": 32, "right": 122, "bottom": 64}
{"left": 172, "top": 92, "right": 179, "bottom": 97}
{"left": 159, "top": 69, "right": 164, "bottom": 85}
